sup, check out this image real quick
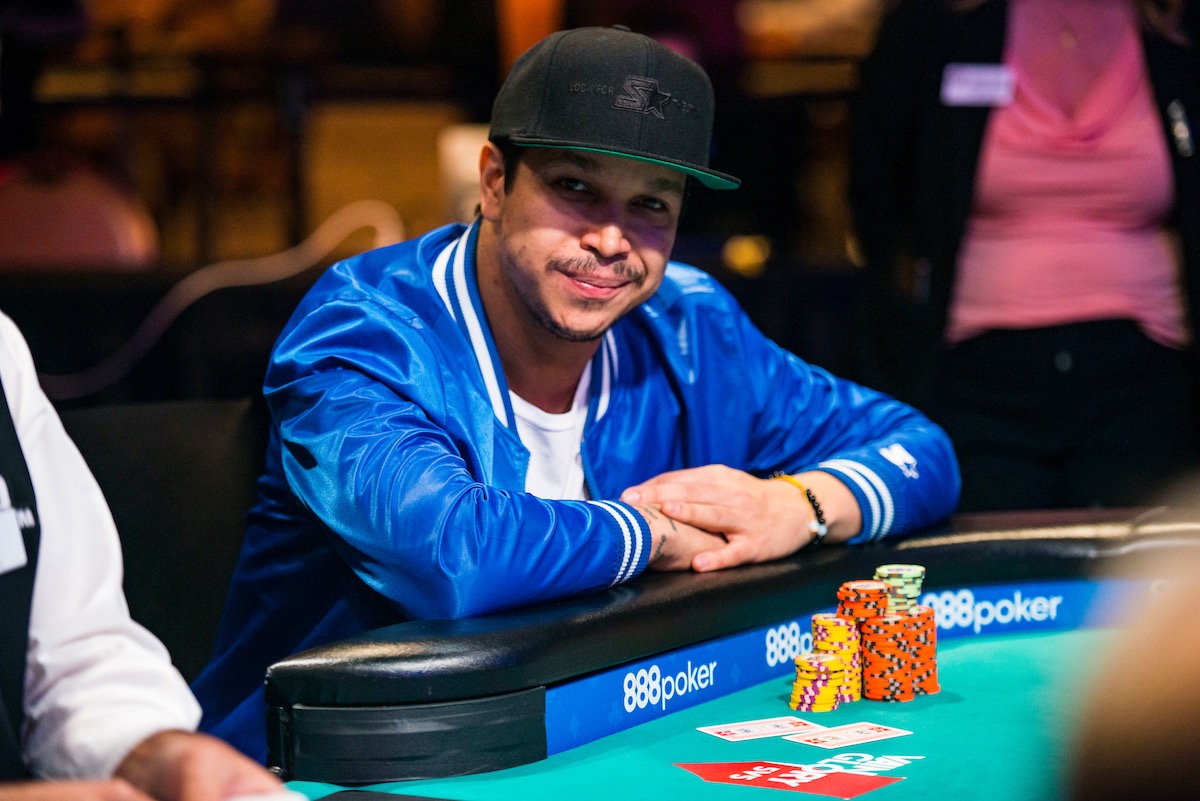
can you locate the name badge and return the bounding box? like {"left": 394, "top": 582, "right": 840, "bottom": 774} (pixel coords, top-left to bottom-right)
{"left": 941, "top": 63, "right": 1015, "bottom": 107}
{"left": 0, "top": 508, "right": 27, "bottom": 576}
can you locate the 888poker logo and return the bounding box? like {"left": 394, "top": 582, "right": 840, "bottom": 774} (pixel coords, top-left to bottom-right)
{"left": 759, "top": 580, "right": 1109, "bottom": 665}
{"left": 763, "top": 621, "right": 814, "bottom": 668}
{"left": 919, "top": 580, "right": 1098, "bottom": 638}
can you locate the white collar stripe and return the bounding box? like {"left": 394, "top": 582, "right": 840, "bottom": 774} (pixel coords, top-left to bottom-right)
{"left": 431, "top": 235, "right": 456, "bottom": 319}
{"left": 596, "top": 333, "right": 614, "bottom": 422}
{"left": 450, "top": 228, "right": 510, "bottom": 429}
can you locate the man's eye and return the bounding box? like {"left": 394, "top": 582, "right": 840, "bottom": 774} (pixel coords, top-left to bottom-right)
{"left": 558, "top": 178, "right": 588, "bottom": 192}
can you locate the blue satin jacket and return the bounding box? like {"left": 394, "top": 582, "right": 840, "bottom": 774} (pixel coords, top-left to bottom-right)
{"left": 193, "top": 222, "right": 960, "bottom": 760}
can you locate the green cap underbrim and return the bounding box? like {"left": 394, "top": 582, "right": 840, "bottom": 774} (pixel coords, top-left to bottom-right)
{"left": 516, "top": 142, "right": 741, "bottom": 191}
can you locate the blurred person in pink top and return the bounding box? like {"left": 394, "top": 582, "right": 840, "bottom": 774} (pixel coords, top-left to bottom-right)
{"left": 851, "top": 0, "right": 1200, "bottom": 511}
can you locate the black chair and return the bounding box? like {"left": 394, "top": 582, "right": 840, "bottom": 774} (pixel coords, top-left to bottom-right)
{"left": 59, "top": 397, "right": 265, "bottom": 682}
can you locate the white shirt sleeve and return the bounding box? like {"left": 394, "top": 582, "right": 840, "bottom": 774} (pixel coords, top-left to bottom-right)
{"left": 0, "top": 312, "right": 200, "bottom": 780}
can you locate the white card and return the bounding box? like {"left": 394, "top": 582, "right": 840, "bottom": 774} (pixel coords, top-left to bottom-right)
{"left": 941, "top": 63, "right": 1015, "bottom": 107}
{"left": 0, "top": 508, "right": 27, "bottom": 576}
{"left": 698, "top": 715, "right": 827, "bottom": 742}
{"left": 784, "top": 722, "right": 913, "bottom": 749}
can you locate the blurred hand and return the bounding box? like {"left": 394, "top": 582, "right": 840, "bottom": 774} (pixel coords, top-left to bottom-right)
{"left": 0, "top": 779, "right": 155, "bottom": 801}
{"left": 114, "top": 730, "right": 282, "bottom": 801}
{"left": 622, "top": 465, "right": 861, "bottom": 572}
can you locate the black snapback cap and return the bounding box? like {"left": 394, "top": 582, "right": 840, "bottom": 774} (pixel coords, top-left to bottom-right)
{"left": 489, "top": 26, "right": 740, "bottom": 190}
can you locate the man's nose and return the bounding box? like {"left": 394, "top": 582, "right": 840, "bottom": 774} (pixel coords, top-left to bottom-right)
{"left": 581, "top": 222, "right": 631, "bottom": 260}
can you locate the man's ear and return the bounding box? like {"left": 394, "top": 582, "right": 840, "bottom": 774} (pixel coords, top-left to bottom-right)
{"left": 479, "top": 141, "right": 506, "bottom": 222}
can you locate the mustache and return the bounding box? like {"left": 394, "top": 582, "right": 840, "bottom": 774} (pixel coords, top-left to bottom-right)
{"left": 548, "top": 257, "right": 646, "bottom": 285}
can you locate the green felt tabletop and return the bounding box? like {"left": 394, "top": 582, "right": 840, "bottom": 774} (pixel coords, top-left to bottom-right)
{"left": 291, "top": 627, "right": 1114, "bottom": 801}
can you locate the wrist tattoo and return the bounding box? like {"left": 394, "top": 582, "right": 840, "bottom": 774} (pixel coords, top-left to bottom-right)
{"left": 636, "top": 505, "right": 675, "bottom": 559}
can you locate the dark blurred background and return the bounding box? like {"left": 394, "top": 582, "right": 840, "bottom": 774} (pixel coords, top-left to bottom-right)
{"left": 0, "top": 0, "right": 886, "bottom": 409}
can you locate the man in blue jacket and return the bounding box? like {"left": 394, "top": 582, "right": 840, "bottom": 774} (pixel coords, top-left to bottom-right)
{"left": 194, "top": 25, "right": 961, "bottom": 761}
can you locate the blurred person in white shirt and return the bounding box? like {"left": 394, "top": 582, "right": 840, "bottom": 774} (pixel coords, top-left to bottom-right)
{"left": 0, "top": 310, "right": 284, "bottom": 801}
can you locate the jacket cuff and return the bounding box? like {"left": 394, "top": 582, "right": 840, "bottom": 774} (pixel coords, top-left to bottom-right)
{"left": 587, "top": 500, "right": 652, "bottom": 585}
{"left": 814, "top": 459, "right": 898, "bottom": 544}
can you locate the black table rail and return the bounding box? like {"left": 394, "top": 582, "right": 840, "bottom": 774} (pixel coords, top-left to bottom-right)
{"left": 265, "top": 506, "right": 1200, "bottom": 784}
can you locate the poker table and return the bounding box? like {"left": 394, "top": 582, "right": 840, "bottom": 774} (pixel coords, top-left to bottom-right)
{"left": 266, "top": 507, "right": 1200, "bottom": 801}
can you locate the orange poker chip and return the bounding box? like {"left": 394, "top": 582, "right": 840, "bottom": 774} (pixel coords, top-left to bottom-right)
{"left": 859, "top": 610, "right": 916, "bottom": 703}
{"left": 838, "top": 579, "right": 891, "bottom": 595}
{"left": 838, "top": 582, "right": 895, "bottom": 624}
{"left": 908, "top": 605, "right": 939, "bottom": 694}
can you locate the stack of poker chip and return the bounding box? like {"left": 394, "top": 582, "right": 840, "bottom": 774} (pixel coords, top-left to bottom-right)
{"left": 873, "top": 564, "right": 926, "bottom": 615}
{"left": 790, "top": 652, "right": 846, "bottom": 712}
{"left": 782, "top": 568, "right": 937, "bottom": 710}
{"left": 910, "top": 604, "right": 940, "bottom": 695}
{"left": 811, "top": 613, "right": 862, "bottom": 703}
{"left": 835, "top": 579, "right": 891, "bottom": 623}
{"left": 860, "top": 613, "right": 916, "bottom": 702}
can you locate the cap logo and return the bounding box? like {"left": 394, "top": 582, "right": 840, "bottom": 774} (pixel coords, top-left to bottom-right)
{"left": 614, "top": 76, "right": 673, "bottom": 118}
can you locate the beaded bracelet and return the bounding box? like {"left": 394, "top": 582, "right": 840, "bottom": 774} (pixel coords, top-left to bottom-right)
{"left": 770, "top": 473, "right": 829, "bottom": 547}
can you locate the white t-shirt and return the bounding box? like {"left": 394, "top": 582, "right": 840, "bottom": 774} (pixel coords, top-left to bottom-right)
{"left": 509, "top": 363, "right": 591, "bottom": 501}
{"left": 0, "top": 312, "right": 199, "bottom": 780}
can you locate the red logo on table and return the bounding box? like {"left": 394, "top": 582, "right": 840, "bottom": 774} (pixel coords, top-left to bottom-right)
{"left": 677, "top": 756, "right": 918, "bottom": 799}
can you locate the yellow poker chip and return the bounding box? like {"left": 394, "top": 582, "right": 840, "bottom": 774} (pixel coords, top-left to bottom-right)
{"left": 814, "top": 640, "right": 856, "bottom": 651}
{"left": 813, "top": 628, "right": 858, "bottom": 642}
{"left": 794, "top": 674, "right": 845, "bottom": 684}
{"left": 795, "top": 653, "right": 846, "bottom": 670}
{"left": 794, "top": 669, "right": 845, "bottom": 678}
